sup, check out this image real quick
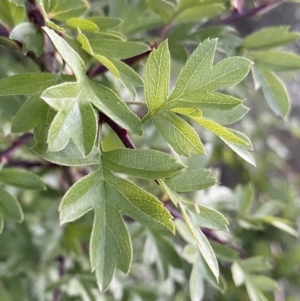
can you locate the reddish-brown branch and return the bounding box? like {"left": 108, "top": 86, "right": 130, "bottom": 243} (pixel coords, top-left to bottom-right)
{"left": 220, "top": 0, "right": 283, "bottom": 24}
{"left": 25, "top": 0, "right": 45, "bottom": 27}
{"left": 0, "top": 133, "right": 33, "bottom": 164}
{"left": 99, "top": 113, "right": 136, "bottom": 149}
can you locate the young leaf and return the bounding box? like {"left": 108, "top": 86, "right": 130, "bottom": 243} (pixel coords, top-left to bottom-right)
{"left": 0, "top": 186, "right": 23, "bottom": 222}
{"left": 243, "top": 26, "right": 300, "bottom": 50}
{"left": 102, "top": 149, "right": 184, "bottom": 179}
{"left": 252, "top": 67, "right": 290, "bottom": 118}
{"left": 84, "top": 17, "right": 122, "bottom": 30}
{"left": 0, "top": 169, "right": 46, "bottom": 190}
{"left": 152, "top": 112, "right": 205, "bottom": 156}
{"left": 10, "top": 22, "right": 44, "bottom": 56}
{"left": 165, "top": 169, "right": 216, "bottom": 192}
{"left": 144, "top": 40, "right": 170, "bottom": 112}
{"left": 146, "top": 0, "right": 176, "bottom": 23}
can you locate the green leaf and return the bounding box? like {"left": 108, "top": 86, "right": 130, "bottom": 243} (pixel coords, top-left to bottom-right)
{"left": 144, "top": 40, "right": 170, "bottom": 112}
{"left": 245, "top": 281, "right": 269, "bottom": 301}
{"left": 65, "top": 18, "right": 99, "bottom": 32}
{"left": 146, "top": 0, "right": 176, "bottom": 23}
{"left": 247, "top": 275, "right": 279, "bottom": 292}
{"left": 190, "top": 257, "right": 205, "bottom": 301}
{"left": 10, "top": 22, "right": 44, "bottom": 56}
{"left": 260, "top": 216, "right": 298, "bottom": 237}
{"left": 102, "top": 149, "right": 184, "bottom": 179}
{"left": 60, "top": 166, "right": 174, "bottom": 289}
{"left": 0, "top": 186, "right": 23, "bottom": 222}
{"left": 90, "top": 204, "right": 132, "bottom": 291}
{"left": 44, "top": 27, "right": 86, "bottom": 79}
{"left": 11, "top": 95, "right": 49, "bottom": 133}
{"left": 222, "top": 130, "right": 256, "bottom": 166}
{"left": 0, "top": 214, "right": 3, "bottom": 233}
{"left": 235, "top": 184, "right": 253, "bottom": 216}
{"left": 152, "top": 112, "right": 205, "bottom": 156}
{"left": 0, "top": 0, "right": 25, "bottom": 27}
{"left": 187, "top": 204, "right": 229, "bottom": 231}
{"left": 165, "top": 169, "right": 216, "bottom": 192}
{"left": 42, "top": 82, "right": 98, "bottom": 155}
{"left": 0, "top": 73, "right": 72, "bottom": 96}
{"left": 170, "top": 39, "right": 251, "bottom": 97}
{"left": 201, "top": 105, "right": 249, "bottom": 125}
{"left": 243, "top": 26, "right": 300, "bottom": 50}
{"left": 32, "top": 141, "right": 100, "bottom": 166}
{"left": 110, "top": 58, "right": 144, "bottom": 97}
{"left": 189, "top": 116, "right": 248, "bottom": 145}
{"left": 251, "top": 51, "right": 300, "bottom": 72}
{"left": 0, "top": 168, "right": 46, "bottom": 190}
{"left": 48, "top": 0, "right": 89, "bottom": 21}
{"left": 178, "top": 200, "right": 219, "bottom": 280}
{"left": 175, "top": 4, "right": 225, "bottom": 23}
{"left": 84, "top": 17, "right": 122, "bottom": 30}
{"left": 252, "top": 67, "right": 290, "bottom": 118}
{"left": 89, "top": 40, "right": 150, "bottom": 60}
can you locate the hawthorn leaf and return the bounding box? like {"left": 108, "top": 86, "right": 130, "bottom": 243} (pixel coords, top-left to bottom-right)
{"left": 0, "top": 214, "right": 3, "bottom": 233}
{"left": 91, "top": 204, "right": 132, "bottom": 292}
{"left": 187, "top": 205, "right": 229, "bottom": 231}
{"left": 243, "top": 26, "right": 300, "bottom": 50}
{"left": 89, "top": 40, "right": 150, "bottom": 60}
{"left": 190, "top": 256, "right": 205, "bottom": 301}
{"left": 0, "top": 186, "right": 23, "bottom": 222}
{"left": 144, "top": 40, "right": 170, "bottom": 112}
{"left": 104, "top": 172, "right": 174, "bottom": 232}
{"left": 251, "top": 51, "right": 300, "bottom": 72}
{"left": 60, "top": 166, "right": 174, "bottom": 289}
{"left": 10, "top": 22, "right": 44, "bottom": 56}
{"left": 0, "top": 73, "right": 72, "bottom": 96}
{"left": 43, "top": 27, "right": 86, "bottom": 79}
{"left": 85, "top": 17, "right": 122, "bottom": 30}
{"left": 235, "top": 184, "right": 253, "bottom": 216}
{"left": 11, "top": 94, "right": 49, "bottom": 133}
{"left": 32, "top": 141, "right": 100, "bottom": 166}
{"left": 65, "top": 18, "right": 99, "bottom": 32}
{"left": 191, "top": 117, "right": 248, "bottom": 145}
{"left": 201, "top": 105, "right": 249, "bottom": 125}
{"left": 152, "top": 112, "right": 205, "bottom": 156}
{"left": 252, "top": 67, "right": 290, "bottom": 118}
{"left": 102, "top": 149, "right": 184, "bottom": 179}
{"left": 222, "top": 130, "right": 256, "bottom": 166}
{"left": 47, "top": 0, "right": 89, "bottom": 21}
{"left": 0, "top": 168, "right": 46, "bottom": 190}
{"left": 162, "top": 184, "right": 219, "bottom": 279}
{"left": 169, "top": 39, "right": 251, "bottom": 102}
{"left": 42, "top": 82, "right": 98, "bottom": 155}
{"left": 178, "top": 200, "right": 219, "bottom": 280}
{"left": 165, "top": 169, "right": 216, "bottom": 192}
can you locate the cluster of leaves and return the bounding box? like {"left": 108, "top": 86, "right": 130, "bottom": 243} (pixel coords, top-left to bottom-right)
{"left": 0, "top": 0, "right": 299, "bottom": 300}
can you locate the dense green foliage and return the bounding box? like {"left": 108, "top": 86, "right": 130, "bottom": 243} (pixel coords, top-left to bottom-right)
{"left": 0, "top": 0, "right": 299, "bottom": 300}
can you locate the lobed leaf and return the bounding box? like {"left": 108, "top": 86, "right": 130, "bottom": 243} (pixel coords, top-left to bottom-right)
{"left": 102, "top": 149, "right": 184, "bottom": 179}
{"left": 144, "top": 40, "right": 170, "bottom": 112}
{"left": 153, "top": 112, "right": 205, "bottom": 156}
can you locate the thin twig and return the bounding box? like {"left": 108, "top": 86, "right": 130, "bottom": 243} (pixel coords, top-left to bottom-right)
{"left": 53, "top": 256, "right": 65, "bottom": 301}
{"left": 220, "top": 0, "right": 283, "bottom": 24}
{"left": 99, "top": 113, "right": 136, "bottom": 149}
{"left": 0, "top": 133, "right": 33, "bottom": 165}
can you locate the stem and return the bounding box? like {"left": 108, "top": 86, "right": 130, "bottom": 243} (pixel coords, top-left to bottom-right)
{"left": 25, "top": 0, "right": 45, "bottom": 27}
{"left": 99, "top": 113, "right": 136, "bottom": 149}
{"left": 53, "top": 256, "right": 65, "bottom": 301}
{"left": 220, "top": 0, "right": 283, "bottom": 24}
{"left": 0, "top": 133, "right": 33, "bottom": 165}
